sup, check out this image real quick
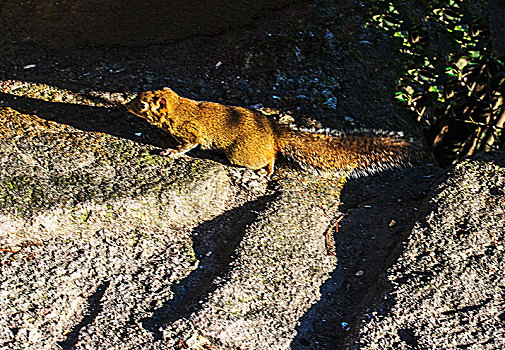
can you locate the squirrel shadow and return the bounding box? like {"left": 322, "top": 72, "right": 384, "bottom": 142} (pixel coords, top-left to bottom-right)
{"left": 0, "top": 91, "right": 174, "bottom": 149}
{"left": 140, "top": 193, "right": 277, "bottom": 340}
{"left": 57, "top": 280, "right": 110, "bottom": 350}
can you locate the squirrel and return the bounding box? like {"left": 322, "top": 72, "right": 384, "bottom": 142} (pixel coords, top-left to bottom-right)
{"left": 125, "top": 88, "right": 415, "bottom": 179}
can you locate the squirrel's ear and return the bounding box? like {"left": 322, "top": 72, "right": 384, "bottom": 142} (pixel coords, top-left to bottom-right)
{"left": 157, "top": 97, "right": 168, "bottom": 111}
{"left": 162, "top": 87, "right": 172, "bottom": 92}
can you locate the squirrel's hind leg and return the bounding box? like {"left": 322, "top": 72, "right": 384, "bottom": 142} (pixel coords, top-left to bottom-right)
{"left": 265, "top": 157, "right": 275, "bottom": 179}
{"left": 256, "top": 157, "right": 275, "bottom": 180}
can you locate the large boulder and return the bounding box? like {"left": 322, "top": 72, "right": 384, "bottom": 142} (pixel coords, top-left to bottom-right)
{"left": 352, "top": 152, "right": 505, "bottom": 349}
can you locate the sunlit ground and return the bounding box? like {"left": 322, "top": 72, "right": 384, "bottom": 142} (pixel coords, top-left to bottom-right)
{"left": 0, "top": 80, "right": 130, "bottom": 107}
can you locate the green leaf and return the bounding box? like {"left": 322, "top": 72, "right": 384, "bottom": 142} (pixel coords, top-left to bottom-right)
{"left": 468, "top": 50, "right": 481, "bottom": 58}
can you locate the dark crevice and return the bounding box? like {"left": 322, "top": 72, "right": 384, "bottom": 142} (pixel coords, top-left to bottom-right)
{"left": 57, "top": 280, "right": 110, "bottom": 350}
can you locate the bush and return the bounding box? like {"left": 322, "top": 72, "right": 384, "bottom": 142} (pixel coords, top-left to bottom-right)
{"left": 366, "top": 0, "right": 505, "bottom": 166}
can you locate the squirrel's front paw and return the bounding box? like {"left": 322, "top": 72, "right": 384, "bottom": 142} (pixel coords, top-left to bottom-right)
{"left": 160, "top": 148, "right": 182, "bottom": 158}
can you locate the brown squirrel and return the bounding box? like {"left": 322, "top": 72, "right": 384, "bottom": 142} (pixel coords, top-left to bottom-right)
{"left": 125, "top": 88, "right": 415, "bottom": 178}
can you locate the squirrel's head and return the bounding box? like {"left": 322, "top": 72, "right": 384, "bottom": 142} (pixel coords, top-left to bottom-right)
{"left": 124, "top": 87, "right": 179, "bottom": 124}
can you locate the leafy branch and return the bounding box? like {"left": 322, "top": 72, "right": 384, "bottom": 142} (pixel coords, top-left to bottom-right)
{"left": 366, "top": 0, "right": 505, "bottom": 165}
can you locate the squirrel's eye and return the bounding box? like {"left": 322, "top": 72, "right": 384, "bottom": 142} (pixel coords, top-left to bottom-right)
{"left": 140, "top": 101, "right": 149, "bottom": 111}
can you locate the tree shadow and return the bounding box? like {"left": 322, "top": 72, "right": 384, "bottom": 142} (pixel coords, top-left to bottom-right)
{"left": 290, "top": 165, "right": 438, "bottom": 349}
{"left": 57, "top": 280, "right": 110, "bottom": 350}
{"left": 140, "top": 193, "right": 278, "bottom": 340}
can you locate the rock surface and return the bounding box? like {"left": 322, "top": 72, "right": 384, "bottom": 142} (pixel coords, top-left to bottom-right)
{"left": 351, "top": 152, "right": 505, "bottom": 349}
{"left": 0, "top": 106, "right": 345, "bottom": 349}
{"left": 4, "top": 0, "right": 501, "bottom": 349}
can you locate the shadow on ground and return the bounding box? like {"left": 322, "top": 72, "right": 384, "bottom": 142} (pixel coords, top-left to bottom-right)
{"left": 291, "top": 164, "right": 440, "bottom": 349}
{"left": 140, "top": 193, "right": 278, "bottom": 340}
{"left": 0, "top": 91, "right": 170, "bottom": 148}
{"left": 57, "top": 281, "right": 111, "bottom": 350}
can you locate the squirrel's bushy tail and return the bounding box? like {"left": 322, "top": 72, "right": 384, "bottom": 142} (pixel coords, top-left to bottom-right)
{"left": 275, "top": 126, "right": 415, "bottom": 178}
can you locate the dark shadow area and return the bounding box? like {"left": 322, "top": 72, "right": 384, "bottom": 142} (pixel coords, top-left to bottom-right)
{"left": 0, "top": 1, "right": 313, "bottom": 113}
{"left": 57, "top": 280, "right": 110, "bottom": 350}
{"left": 291, "top": 164, "right": 441, "bottom": 349}
{"left": 0, "top": 0, "right": 294, "bottom": 49}
{"left": 0, "top": 92, "right": 172, "bottom": 149}
{"left": 397, "top": 328, "right": 420, "bottom": 348}
{"left": 140, "top": 193, "right": 277, "bottom": 340}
